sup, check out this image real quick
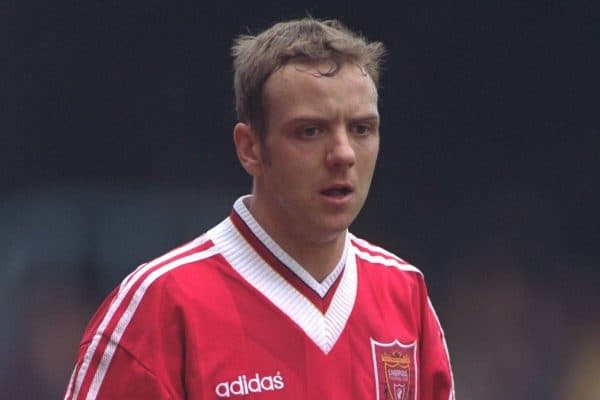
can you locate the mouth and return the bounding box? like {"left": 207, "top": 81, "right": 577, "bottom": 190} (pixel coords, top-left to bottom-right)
{"left": 320, "top": 184, "right": 354, "bottom": 198}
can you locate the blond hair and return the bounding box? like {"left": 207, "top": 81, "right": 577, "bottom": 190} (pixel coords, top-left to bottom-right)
{"left": 232, "top": 17, "right": 385, "bottom": 138}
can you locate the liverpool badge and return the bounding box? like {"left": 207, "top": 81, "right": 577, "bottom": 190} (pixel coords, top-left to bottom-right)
{"left": 371, "top": 338, "right": 417, "bottom": 400}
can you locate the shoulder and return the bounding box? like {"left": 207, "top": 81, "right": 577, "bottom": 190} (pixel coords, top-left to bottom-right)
{"left": 349, "top": 233, "right": 424, "bottom": 278}
{"left": 126, "top": 234, "right": 219, "bottom": 286}
{"left": 349, "top": 234, "right": 433, "bottom": 318}
{"left": 81, "top": 234, "right": 221, "bottom": 342}
{"left": 120, "top": 232, "right": 229, "bottom": 306}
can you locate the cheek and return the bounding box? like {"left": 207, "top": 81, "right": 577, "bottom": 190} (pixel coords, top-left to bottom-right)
{"left": 272, "top": 145, "right": 316, "bottom": 170}
{"left": 358, "top": 145, "right": 379, "bottom": 172}
{"left": 266, "top": 155, "right": 307, "bottom": 188}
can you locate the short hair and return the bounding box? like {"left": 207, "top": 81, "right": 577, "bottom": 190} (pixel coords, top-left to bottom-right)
{"left": 232, "top": 17, "right": 386, "bottom": 138}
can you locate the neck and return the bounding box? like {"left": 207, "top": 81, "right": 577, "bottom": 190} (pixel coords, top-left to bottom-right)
{"left": 280, "top": 232, "right": 347, "bottom": 282}
{"left": 244, "top": 196, "right": 347, "bottom": 282}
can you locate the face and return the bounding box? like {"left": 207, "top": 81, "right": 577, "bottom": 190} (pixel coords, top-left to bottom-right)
{"left": 241, "top": 60, "right": 380, "bottom": 245}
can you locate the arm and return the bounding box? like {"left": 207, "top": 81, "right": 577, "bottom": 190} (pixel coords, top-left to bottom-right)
{"left": 64, "top": 341, "right": 172, "bottom": 400}
{"left": 64, "top": 274, "right": 184, "bottom": 400}
{"left": 419, "top": 280, "right": 455, "bottom": 400}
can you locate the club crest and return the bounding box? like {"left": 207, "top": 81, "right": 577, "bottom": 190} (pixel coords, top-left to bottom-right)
{"left": 371, "top": 338, "right": 417, "bottom": 400}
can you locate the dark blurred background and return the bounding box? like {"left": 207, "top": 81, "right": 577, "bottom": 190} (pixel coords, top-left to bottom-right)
{"left": 2, "top": 1, "right": 599, "bottom": 399}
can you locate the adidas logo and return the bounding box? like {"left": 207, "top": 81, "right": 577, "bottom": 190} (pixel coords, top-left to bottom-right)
{"left": 215, "top": 372, "right": 285, "bottom": 397}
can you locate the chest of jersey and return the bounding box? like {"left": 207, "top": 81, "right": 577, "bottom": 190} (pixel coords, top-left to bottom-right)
{"left": 177, "top": 261, "right": 421, "bottom": 399}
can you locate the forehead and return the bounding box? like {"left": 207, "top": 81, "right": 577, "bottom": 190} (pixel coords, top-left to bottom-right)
{"left": 262, "top": 60, "right": 379, "bottom": 119}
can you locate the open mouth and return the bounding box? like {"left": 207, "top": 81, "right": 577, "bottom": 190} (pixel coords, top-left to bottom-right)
{"left": 321, "top": 186, "right": 353, "bottom": 197}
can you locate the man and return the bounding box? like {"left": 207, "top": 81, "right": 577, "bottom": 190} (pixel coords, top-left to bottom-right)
{"left": 64, "top": 18, "right": 455, "bottom": 399}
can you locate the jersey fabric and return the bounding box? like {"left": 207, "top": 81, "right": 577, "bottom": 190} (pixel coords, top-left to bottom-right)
{"left": 65, "top": 196, "right": 455, "bottom": 400}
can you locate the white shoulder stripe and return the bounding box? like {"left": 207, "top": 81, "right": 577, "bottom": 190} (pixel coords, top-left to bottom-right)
{"left": 120, "top": 262, "right": 147, "bottom": 292}
{"left": 86, "top": 246, "right": 220, "bottom": 399}
{"left": 64, "top": 364, "right": 77, "bottom": 400}
{"left": 66, "top": 235, "right": 212, "bottom": 400}
{"left": 353, "top": 247, "right": 422, "bottom": 275}
{"left": 349, "top": 235, "right": 407, "bottom": 262}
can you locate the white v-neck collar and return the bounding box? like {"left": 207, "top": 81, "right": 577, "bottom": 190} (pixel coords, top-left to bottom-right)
{"left": 207, "top": 196, "right": 357, "bottom": 354}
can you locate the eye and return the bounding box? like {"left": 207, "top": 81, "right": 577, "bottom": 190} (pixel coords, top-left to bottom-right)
{"left": 351, "top": 124, "right": 371, "bottom": 136}
{"left": 298, "top": 126, "right": 321, "bottom": 138}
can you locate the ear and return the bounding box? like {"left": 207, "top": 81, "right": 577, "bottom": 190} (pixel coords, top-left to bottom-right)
{"left": 233, "top": 122, "right": 263, "bottom": 177}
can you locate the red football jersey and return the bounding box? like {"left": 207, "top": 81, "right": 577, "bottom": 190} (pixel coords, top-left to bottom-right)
{"left": 65, "top": 196, "right": 455, "bottom": 400}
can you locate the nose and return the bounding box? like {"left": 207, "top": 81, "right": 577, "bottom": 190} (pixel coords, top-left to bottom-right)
{"left": 325, "top": 129, "right": 356, "bottom": 169}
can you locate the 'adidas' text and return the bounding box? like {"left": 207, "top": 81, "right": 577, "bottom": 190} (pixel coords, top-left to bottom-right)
{"left": 215, "top": 372, "right": 285, "bottom": 398}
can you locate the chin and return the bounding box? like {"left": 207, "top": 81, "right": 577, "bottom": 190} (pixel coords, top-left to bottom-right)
{"left": 318, "top": 216, "right": 354, "bottom": 236}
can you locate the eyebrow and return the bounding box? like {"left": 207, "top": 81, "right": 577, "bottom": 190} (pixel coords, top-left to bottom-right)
{"left": 285, "top": 114, "right": 380, "bottom": 126}
{"left": 349, "top": 115, "right": 380, "bottom": 124}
